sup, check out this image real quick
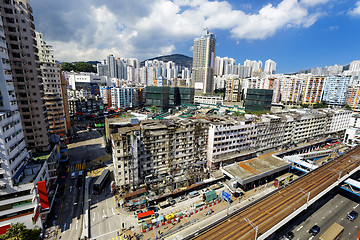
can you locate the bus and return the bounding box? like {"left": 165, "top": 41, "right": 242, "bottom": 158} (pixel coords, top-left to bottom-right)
{"left": 274, "top": 173, "right": 293, "bottom": 187}
{"left": 137, "top": 210, "right": 155, "bottom": 224}
{"left": 319, "top": 223, "right": 344, "bottom": 240}
{"left": 93, "top": 169, "right": 110, "bottom": 194}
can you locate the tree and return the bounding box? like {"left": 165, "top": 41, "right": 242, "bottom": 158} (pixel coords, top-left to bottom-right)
{"left": 0, "top": 223, "right": 41, "bottom": 240}
{"left": 74, "top": 62, "right": 97, "bottom": 73}
{"left": 345, "top": 104, "right": 352, "bottom": 111}
{"left": 60, "top": 62, "right": 76, "bottom": 72}
{"left": 2, "top": 223, "right": 26, "bottom": 240}
{"left": 313, "top": 101, "right": 328, "bottom": 109}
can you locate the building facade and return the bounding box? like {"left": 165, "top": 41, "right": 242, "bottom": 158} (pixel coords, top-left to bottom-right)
{"left": 192, "top": 33, "right": 216, "bottom": 94}
{"left": 0, "top": 0, "right": 50, "bottom": 152}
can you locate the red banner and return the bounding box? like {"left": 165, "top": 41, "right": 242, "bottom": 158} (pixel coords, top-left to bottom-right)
{"left": 37, "top": 181, "right": 49, "bottom": 210}
{"left": 0, "top": 225, "right": 10, "bottom": 235}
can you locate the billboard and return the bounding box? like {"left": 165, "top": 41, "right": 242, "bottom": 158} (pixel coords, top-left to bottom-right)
{"left": 37, "top": 180, "right": 50, "bottom": 210}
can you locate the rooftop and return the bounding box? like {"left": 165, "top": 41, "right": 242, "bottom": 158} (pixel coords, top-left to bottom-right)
{"left": 222, "top": 156, "right": 290, "bottom": 185}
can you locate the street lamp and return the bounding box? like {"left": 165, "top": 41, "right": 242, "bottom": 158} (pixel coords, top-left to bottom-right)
{"left": 299, "top": 188, "right": 310, "bottom": 209}
{"left": 244, "top": 217, "right": 258, "bottom": 240}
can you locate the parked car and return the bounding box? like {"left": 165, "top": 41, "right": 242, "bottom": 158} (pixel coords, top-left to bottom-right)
{"left": 281, "top": 231, "right": 294, "bottom": 240}
{"left": 347, "top": 211, "right": 359, "bottom": 221}
{"left": 308, "top": 225, "right": 320, "bottom": 236}
{"left": 177, "top": 196, "right": 188, "bottom": 202}
{"left": 71, "top": 172, "right": 76, "bottom": 179}
{"left": 147, "top": 206, "right": 159, "bottom": 212}
{"left": 201, "top": 188, "right": 209, "bottom": 194}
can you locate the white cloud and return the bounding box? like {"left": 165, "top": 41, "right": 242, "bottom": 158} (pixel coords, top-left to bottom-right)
{"left": 349, "top": 1, "right": 360, "bottom": 16}
{"left": 31, "top": 0, "right": 327, "bottom": 62}
{"left": 301, "top": 0, "right": 331, "bottom": 7}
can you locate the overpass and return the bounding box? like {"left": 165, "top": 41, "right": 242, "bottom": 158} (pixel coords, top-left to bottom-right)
{"left": 185, "top": 146, "right": 360, "bottom": 240}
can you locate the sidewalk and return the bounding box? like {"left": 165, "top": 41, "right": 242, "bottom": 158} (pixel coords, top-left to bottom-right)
{"left": 140, "top": 185, "right": 276, "bottom": 240}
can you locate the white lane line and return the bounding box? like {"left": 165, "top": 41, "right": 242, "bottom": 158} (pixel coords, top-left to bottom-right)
{"left": 75, "top": 220, "right": 78, "bottom": 230}
{"left": 70, "top": 186, "right": 72, "bottom": 193}
{"left": 103, "top": 209, "right": 107, "bottom": 218}
{"left": 297, "top": 226, "right": 303, "bottom": 231}
{"left": 341, "top": 218, "right": 344, "bottom": 220}
{"left": 109, "top": 222, "right": 111, "bottom": 231}
{"left": 112, "top": 207, "right": 115, "bottom": 216}
{"left": 93, "top": 212, "right": 96, "bottom": 221}
{"left": 63, "top": 223, "right": 67, "bottom": 231}
{"left": 354, "top": 204, "right": 359, "bottom": 209}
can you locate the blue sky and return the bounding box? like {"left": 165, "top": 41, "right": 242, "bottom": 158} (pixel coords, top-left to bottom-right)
{"left": 31, "top": 0, "right": 360, "bottom": 73}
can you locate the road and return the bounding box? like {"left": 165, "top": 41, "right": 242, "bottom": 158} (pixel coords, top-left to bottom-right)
{"left": 192, "top": 146, "right": 360, "bottom": 240}
{"left": 276, "top": 190, "right": 360, "bottom": 240}
{"left": 56, "top": 127, "right": 106, "bottom": 239}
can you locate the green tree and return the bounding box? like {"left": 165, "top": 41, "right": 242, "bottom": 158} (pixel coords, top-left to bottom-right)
{"left": 74, "top": 62, "right": 97, "bottom": 73}
{"left": 60, "top": 62, "right": 76, "bottom": 72}
{"left": 2, "top": 223, "right": 26, "bottom": 240}
{"left": 345, "top": 104, "right": 352, "bottom": 111}
{"left": 313, "top": 101, "right": 328, "bottom": 109}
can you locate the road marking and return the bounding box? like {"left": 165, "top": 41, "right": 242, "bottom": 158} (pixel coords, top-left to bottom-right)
{"left": 70, "top": 186, "right": 72, "bottom": 193}
{"left": 297, "top": 226, "right": 303, "bottom": 231}
{"left": 63, "top": 223, "right": 67, "bottom": 231}
{"left": 309, "top": 236, "right": 314, "bottom": 240}
{"left": 341, "top": 218, "right": 344, "bottom": 220}
{"left": 103, "top": 209, "right": 107, "bottom": 218}
{"left": 75, "top": 219, "right": 78, "bottom": 230}
{"left": 74, "top": 202, "right": 77, "bottom": 205}
{"left": 112, "top": 207, "right": 115, "bottom": 216}
{"left": 93, "top": 212, "right": 96, "bottom": 221}
{"left": 354, "top": 204, "right": 359, "bottom": 209}
{"left": 109, "top": 222, "right": 111, "bottom": 232}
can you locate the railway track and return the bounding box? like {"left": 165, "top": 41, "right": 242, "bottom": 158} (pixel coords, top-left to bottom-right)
{"left": 193, "top": 146, "right": 360, "bottom": 240}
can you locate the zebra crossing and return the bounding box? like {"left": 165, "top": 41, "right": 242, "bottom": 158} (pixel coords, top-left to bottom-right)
{"left": 67, "top": 163, "right": 85, "bottom": 173}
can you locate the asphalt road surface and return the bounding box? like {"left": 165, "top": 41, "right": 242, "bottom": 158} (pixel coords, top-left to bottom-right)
{"left": 275, "top": 188, "right": 360, "bottom": 240}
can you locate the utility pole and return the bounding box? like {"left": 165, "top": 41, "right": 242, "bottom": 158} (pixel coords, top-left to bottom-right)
{"left": 244, "top": 217, "right": 258, "bottom": 240}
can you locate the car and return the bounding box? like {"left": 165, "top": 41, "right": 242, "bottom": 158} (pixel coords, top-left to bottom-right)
{"left": 201, "top": 188, "right": 209, "bottom": 194}
{"left": 177, "top": 196, "right": 188, "bottom": 202}
{"left": 71, "top": 172, "right": 76, "bottom": 179}
{"left": 308, "top": 225, "right": 320, "bottom": 236}
{"left": 147, "top": 206, "right": 159, "bottom": 212}
{"left": 281, "top": 231, "right": 294, "bottom": 240}
{"left": 347, "top": 211, "right": 358, "bottom": 221}
{"left": 78, "top": 170, "right": 83, "bottom": 177}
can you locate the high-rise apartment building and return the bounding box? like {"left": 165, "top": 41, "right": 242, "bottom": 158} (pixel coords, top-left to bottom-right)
{"left": 36, "top": 31, "right": 69, "bottom": 137}
{"left": 350, "top": 60, "right": 360, "bottom": 71}
{"left": 0, "top": 0, "right": 50, "bottom": 152}
{"left": 192, "top": 33, "right": 216, "bottom": 94}
{"left": 264, "top": 59, "right": 277, "bottom": 74}
{"left": 0, "top": 16, "right": 59, "bottom": 230}
{"left": 302, "top": 76, "right": 325, "bottom": 105}
{"left": 322, "top": 75, "right": 350, "bottom": 106}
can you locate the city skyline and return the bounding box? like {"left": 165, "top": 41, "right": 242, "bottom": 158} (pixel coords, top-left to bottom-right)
{"left": 31, "top": 0, "right": 360, "bottom": 73}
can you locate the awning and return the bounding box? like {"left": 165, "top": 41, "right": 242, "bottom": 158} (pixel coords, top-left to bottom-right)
{"left": 137, "top": 210, "right": 154, "bottom": 219}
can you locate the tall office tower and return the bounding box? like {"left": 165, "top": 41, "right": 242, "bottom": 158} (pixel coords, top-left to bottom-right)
{"left": 36, "top": 31, "right": 69, "bottom": 138}
{"left": 1, "top": 0, "right": 50, "bottom": 152}
{"left": 107, "top": 54, "right": 117, "bottom": 78}
{"left": 192, "top": 32, "right": 216, "bottom": 94}
{"left": 264, "top": 59, "right": 277, "bottom": 74}
{"left": 350, "top": 60, "right": 360, "bottom": 71}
